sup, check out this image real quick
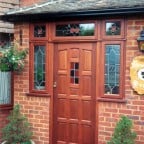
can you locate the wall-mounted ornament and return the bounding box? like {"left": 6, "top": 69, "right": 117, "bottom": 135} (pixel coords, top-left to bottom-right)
{"left": 130, "top": 56, "right": 144, "bottom": 94}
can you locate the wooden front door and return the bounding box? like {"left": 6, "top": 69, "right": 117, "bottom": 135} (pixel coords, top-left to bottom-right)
{"left": 53, "top": 43, "right": 96, "bottom": 144}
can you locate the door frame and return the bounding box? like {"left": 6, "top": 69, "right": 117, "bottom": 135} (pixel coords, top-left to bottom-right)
{"left": 51, "top": 42, "right": 98, "bottom": 144}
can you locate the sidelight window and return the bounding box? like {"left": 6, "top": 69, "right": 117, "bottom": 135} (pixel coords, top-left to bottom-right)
{"left": 100, "top": 41, "right": 125, "bottom": 101}
{"left": 104, "top": 45, "right": 120, "bottom": 94}
{"left": 34, "top": 45, "right": 46, "bottom": 90}
{"left": 29, "top": 42, "right": 48, "bottom": 94}
{"left": 98, "top": 19, "right": 125, "bottom": 101}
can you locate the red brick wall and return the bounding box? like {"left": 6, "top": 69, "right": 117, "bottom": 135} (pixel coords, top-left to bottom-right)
{"left": 0, "top": 110, "right": 10, "bottom": 143}
{"left": 13, "top": 23, "right": 50, "bottom": 144}
{"left": 13, "top": 18, "right": 144, "bottom": 144}
{"left": 20, "top": 0, "right": 46, "bottom": 6}
{"left": 98, "top": 17, "right": 144, "bottom": 144}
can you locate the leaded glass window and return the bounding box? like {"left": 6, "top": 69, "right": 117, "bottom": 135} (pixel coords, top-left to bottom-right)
{"left": 34, "top": 45, "right": 46, "bottom": 90}
{"left": 56, "top": 23, "right": 95, "bottom": 36}
{"left": 105, "top": 45, "right": 120, "bottom": 94}
{"left": 106, "top": 22, "right": 121, "bottom": 35}
{"left": 0, "top": 71, "right": 11, "bottom": 104}
{"left": 34, "top": 25, "right": 46, "bottom": 37}
{"left": 70, "top": 62, "right": 79, "bottom": 84}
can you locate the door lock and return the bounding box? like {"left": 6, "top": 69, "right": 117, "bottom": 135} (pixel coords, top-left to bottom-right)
{"left": 53, "top": 81, "right": 57, "bottom": 88}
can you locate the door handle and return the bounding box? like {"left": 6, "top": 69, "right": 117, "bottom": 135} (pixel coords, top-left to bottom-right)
{"left": 53, "top": 81, "right": 57, "bottom": 88}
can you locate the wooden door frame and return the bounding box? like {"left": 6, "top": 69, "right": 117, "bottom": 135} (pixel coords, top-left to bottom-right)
{"left": 50, "top": 42, "right": 98, "bottom": 144}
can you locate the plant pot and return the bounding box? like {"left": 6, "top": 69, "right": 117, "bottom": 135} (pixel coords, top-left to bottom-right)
{"left": 1, "top": 140, "right": 35, "bottom": 144}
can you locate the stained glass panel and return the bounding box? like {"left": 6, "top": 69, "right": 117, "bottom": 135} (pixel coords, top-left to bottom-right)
{"left": 106, "top": 22, "right": 121, "bottom": 35}
{"left": 34, "top": 25, "right": 46, "bottom": 37}
{"left": 34, "top": 45, "right": 46, "bottom": 90}
{"left": 105, "top": 45, "right": 120, "bottom": 94}
{"left": 70, "top": 62, "right": 79, "bottom": 84}
{"left": 56, "top": 23, "right": 95, "bottom": 36}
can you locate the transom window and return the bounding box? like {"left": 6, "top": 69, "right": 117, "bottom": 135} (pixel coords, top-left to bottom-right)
{"left": 106, "top": 22, "right": 121, "bottom": 35}
{"left": 34, "top": 25, "right": 46, "bottom": 37}
{"left": 56, "top": 23, "right": 95, "bottom": 36}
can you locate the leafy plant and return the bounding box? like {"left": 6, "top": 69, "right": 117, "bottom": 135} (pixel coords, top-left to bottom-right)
{"left": 2, "top": 104, "right": 33, "bottom": 144}
{"left": 0, "top": 45, "right": 28, "bottom": 72}
{"left": 107, "top": 116, "right": 137, "bottom": 144}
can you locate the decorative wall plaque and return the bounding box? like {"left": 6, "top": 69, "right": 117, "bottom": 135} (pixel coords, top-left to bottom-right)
{"left": 130, "top": 56, "right": 144, "bottom": 94}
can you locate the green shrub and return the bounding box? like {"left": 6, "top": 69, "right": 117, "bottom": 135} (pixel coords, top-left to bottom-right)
{"left": 2, "top": 104, "right": 33, "bottom": 144}
{"left": 107, "top": 116, "right": 137, "bottom": 144}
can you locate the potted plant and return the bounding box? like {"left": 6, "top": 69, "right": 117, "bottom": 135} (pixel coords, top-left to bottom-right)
{"left": 0, "top": 45, "right": 28, "bottom": 72}
{"left": 1, "top": 104, "right": 34, "bottom": 144}
{"left": 107, "top": 115, "right": 137, "bottom": 144}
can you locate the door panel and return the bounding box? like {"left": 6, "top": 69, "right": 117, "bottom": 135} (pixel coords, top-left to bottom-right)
{"left": 53, "top": 43, "right": 96, "bottom": 144}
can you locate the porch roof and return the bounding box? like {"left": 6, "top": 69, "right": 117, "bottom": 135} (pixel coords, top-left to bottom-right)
{"left": 2, "top": 0, "right": 144, "bottom": 22}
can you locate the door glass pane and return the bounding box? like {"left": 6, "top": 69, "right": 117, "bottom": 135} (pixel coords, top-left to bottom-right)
{"left": 34, "top": 45, "right": 46, "bottom": 90}
{"left": 0, "top": 71, "right": 11, "bottom": 104}
{"left": 34, "top": 25, "right": 46, "bottom": 37}
{"left": 56, "top": 23, "right": 95, "bottom": 36}
{"left": 70, "top": 62, "right": 79, "bottom": 84}
{"left": 106, "top": 22, "right": 121, "bottom": 35}
{"left": 105, "top": 45, "right": 120, "bottom": 94}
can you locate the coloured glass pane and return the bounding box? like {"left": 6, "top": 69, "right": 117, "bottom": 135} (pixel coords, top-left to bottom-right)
{"left": 34, "top": 25, "right": 46, "bottom": 37}
{"left": 56, "top": 23, "right": 95, "bottom": 36}
{"left": 70, "top": 62, "right": 79, "bottom": 84}
{"left": 106, "top": 22, "right": 121, "bottom": 35}
{"left": 34, "top": 45, "right": 46, "bottom": 90}
{"left": 105, "top": 45, "right": 120, "bottom": 94}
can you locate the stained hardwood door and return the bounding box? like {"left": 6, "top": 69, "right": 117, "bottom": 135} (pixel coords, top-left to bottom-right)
{"left": 53, "top": 43, "right": 96, "bottom": 144}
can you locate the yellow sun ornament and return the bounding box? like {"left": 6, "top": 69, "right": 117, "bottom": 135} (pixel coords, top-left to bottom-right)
{"left": 130, "top": 56, "right": 144, "bottom": 95}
